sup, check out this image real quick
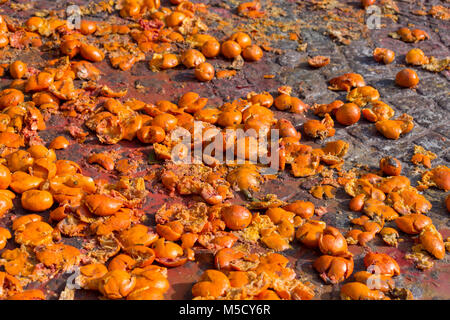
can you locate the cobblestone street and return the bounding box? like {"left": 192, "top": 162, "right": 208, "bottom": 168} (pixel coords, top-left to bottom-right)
{"left": 0, "top": 0, "right": 448, "bottom": 300}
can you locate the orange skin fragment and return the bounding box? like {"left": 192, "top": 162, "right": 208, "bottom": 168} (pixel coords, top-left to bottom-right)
{"left": 156, "top": 221, "right": 184, "bottom": 241}
{"left": 0, "top": 271, "right": 23, "bottom": 298}
{"left": 265, "top": 207, "right": 294, "bottom": 225}
{"left": 380, "top": 156, "right": 402, "bottom": 176}
{"left": 377, "top": 175, "right": 410, "bottom": 194}
{"left": 336, "top": 103, "right": 361, "bottom": 126}
{"left": 221, "top": 40, "right": 242, "bottom": 59}
{"left": 257, "top": 289, "right": 281, "bottom": 300}
{"left": 291, "top": 284, "right": 315, "bottom": 300}
{"left": 295, "top": 220, "right": 326, "bottom": 249}
{"left": 192, "top": 269, "right": 230, "bottom": 298}
{"left": 71, "top": 60, "right": 101, "bottom": 81}
{"left": 303, "top": 113, "right": 335, "bottom": 139}
{"left": 125, "top": 245, "right": 156, "bottom": 268}
{"left": 7, "top": 289, "right": 45, "bottom": 300}
{"left": 328, "top": 73, "right": 365, "bottom": 91}
{"left": 375, "top": 114, "right": 414, "bottom": 140}
{"left": 312, "top": 100, "right": 344, "bottom": 117}
{"left": 21, "top": 190, "right": 54, "bottom": 212}
{"left": 88, "top": 153, "right": 115, "bottom": 171}
{"left": 363, "top": 198, "right": 398, "bottom": 221}
{"left": 261, "top": 233, "right": 291, "bottom": 252}
{"left": 98, "top": 270, "right": 136, "bottom": 299}
{"left": 274, "top": 94, "right": 308, "bottom": 114}
{"left": 181, "top": 233, "right": 198, "bottom": 249}
{"left": 119, "top": 224, "right": 159, "bottom": 248}
{"left": 361, "top": 0, "right": 377, "bottom": 8}
{"left": 0, "top": 164, "right": 11, "bottom": 190}
{"left": 308, "top": 56, "right": 330, "bottom": 68}
{"left": 362, "top": 100, "right": 395, "bottom": 122}
{"left": 137, "top": 125, "right": 166, "bottom": 144}
{"left": 420, "top": 166, "right": 450, "bottom": 191}
{"left": 108, "top": 254, "right": 137, "bottom": 272}
{"left": 181, "top": 49, "right": 205, "bottom": 68}
{"left": 79, "top": 43, "right": 104, "bottom": 62}
{"left": 380, "top": 227, "right": 400, "bottom": 247}
{"left": 128, "top": 266, "right": 169, "bottom": 300}
{"left": 313, "top": 254, "right": 354, "bottom": 284}
{"left": 396, "top": 68, "right": 420, "bottom": 88}
{"left": 411, "top": 153, "right": 432, "bottom": 168}
{"left": 195, "top": 62, "right": 215, "bottom": 82}
{"left": 221, "top": 205, "right": 253, "bottom": 230}
{"left": 291, "top": 152, "right": 321, "bottom": 177}
{"left": 0, "top": 132, "right": 24, "bottom": 149}
{"left": 178, "top": 92, "right": 208, "bottom": 114}
{"left": 340, "top": 282, "right": 385, "bottom": 300}
{"left": 419, "top": 226, "right": 445, "bottom": 260}
{"left": 84, "top": 194, "right": 123, "bottom": 216}
{"left": 9, "top": 61, "right": 28, "bottom": 79}
{"left": 0, "top": 227, "right": 11, "bottom": 250}
{"left": 127, "top": 288, "right": 165, "bottom": 300}
{"left": 214, "top": 248, "right": 245, "bottom": 271}
{"left": 216, "top": 70, "right": 237, "bottom": 79}
{"left": 79, "top": 263, "right": 108, "bottom": 290}
{"left": 152, "top": 238, "right": 189, "bottom": 267}
{"left": 0, "top": 193, "right": 13, "bottom": 218}
{"left": 349, "top": 194, "right": 365, "bottom": 212}
{"left": 34, "top": 243, "right": 81, "bottom": 270}
{"left": 373, "top": 48, "right": 395, "bottom": 64}
{"left": 12, "top": 214, "right": 42, "bottom": 231}
{"left": 275, "top": 119, "right": 301, "bottom": 139}
{"left": 14, "top": 220, "right": 54, "bottom": 247}
{"left": 318, "top": 226, "right": 348, "bottom": 256}
{"left": 27, "top": 145, "right": 56, "bottom": 162}
{"left": 247, "top": 92, "right": 274, "bottom": 108}
{"left": 1, "top": 247, "right": 34, "bottom": 276}
{"left": 202, "top": 40, "right": 221, "bottom": 58}
{"left": 7, "top": 150, "right": 34, "bottom": 173}
{"left": 79, "top": 20, "right": 97, "bottom": 35}
{"left": 25, "top": 72, "right": 54, "bottom": 92}
{"left": 346, "top": 228, "right": 376, "bottom": 247}
{"left": 354, "top": 270, "right": 395, "bottom": 293}
{"left": 228, "top": 271, "right": 249, "bottom": 288}
{"left": 242, "top": 45, "right": 263, "bottom": 61}
{"left": 395, "top": 27, "right": 429, "bottom": 43}
{"left": 405, "top": 48, "right": 429, "bottom": 66}
{"left": 237, "top": 2, "right": 265, "bottom": 18}
{"left": 283, "top": 201, "right": 315, "bottom": 219}
{"left": 387, "top": 188, "right": 431, "bottom": 215}
{"left": 363, "top": 252, "right": 400, "bottom": 276}
{"left": 0, "top": 89, "right": 24, "bottom": 109}
{"left": 30, "top": 157, "right": 57, "bottom": 180}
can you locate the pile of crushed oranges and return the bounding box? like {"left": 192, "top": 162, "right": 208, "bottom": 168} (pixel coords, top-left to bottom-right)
{"left": 0, "top": 0, "right": 448, "bottom": 300}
